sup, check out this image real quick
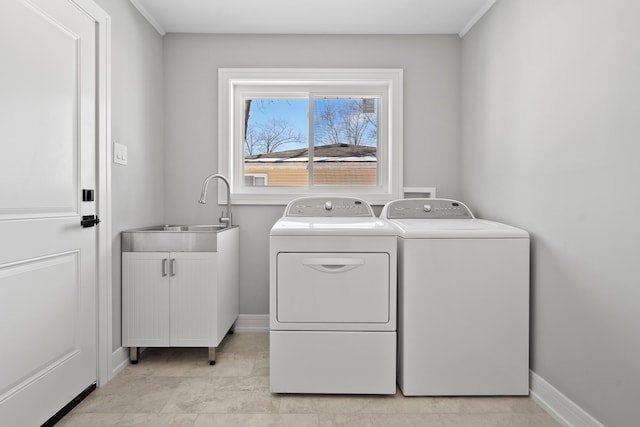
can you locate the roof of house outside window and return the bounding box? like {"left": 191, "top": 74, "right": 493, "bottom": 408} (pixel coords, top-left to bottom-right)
{"left": 245, "top": 143, "right": 377, "bottom": 162}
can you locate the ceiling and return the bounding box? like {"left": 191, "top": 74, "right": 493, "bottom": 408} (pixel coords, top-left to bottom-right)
{"left": 129, "top": 0, "right": 496, "bottom": 37}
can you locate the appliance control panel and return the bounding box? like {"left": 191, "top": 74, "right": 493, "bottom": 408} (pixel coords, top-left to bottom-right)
{"left": 383, "top": 198, "right": 474, "bottom": 219}
{"left": 285, "top": 197, "right": 374, "bottom": 217}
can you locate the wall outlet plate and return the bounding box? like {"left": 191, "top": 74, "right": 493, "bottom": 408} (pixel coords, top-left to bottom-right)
{"left": 114, "top": 142, "right": 128, "bottom": 165}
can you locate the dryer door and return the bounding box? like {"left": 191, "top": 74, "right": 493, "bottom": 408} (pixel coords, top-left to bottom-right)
{"left": 276, "top": 252, "right": 390, "bottom": 324}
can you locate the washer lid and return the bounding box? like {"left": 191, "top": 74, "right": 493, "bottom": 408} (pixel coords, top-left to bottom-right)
{"left": 387, "top": 218, "right": 529, "bottom": 239}
{"left": 271, "top": 216, "right": 398, "bottom": 236}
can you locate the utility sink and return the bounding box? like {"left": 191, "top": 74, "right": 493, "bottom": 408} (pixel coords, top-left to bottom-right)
{"left": 150, "top": 224, "right": 227, "bottom": 232}
{"left": 122, "top": 224, "right": 237, "bottom": 252}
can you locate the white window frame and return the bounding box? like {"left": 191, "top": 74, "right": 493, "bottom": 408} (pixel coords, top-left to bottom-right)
{"left": 218, "top": 68, "right": 403, "bottom": 205}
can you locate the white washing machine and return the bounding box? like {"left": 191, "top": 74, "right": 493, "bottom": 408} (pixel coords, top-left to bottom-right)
{"left": 380, "top": 198, "right": 530, "bottom": 396}
{"left": 270, "top": 197, "right": 397, "bottom": 394}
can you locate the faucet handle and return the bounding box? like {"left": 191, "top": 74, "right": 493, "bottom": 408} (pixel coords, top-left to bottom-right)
{"left": 219, "top": 210, "right": 230, "bottom": 225}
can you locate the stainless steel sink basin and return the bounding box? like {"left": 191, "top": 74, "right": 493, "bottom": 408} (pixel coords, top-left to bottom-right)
{"left": 122, "top": 224, "right": 236, "bottom": 252}
{"left": 149, "top": 224, "right": 227, "bottom": 232}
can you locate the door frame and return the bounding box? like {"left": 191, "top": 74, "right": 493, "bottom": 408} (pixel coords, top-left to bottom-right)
{"left": 70, "top": 0, "right": 112, "bottom": 387}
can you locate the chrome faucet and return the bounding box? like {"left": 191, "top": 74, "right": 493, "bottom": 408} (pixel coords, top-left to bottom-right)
{"left": 198, "top": 174, "right": 232, "bottom": 227}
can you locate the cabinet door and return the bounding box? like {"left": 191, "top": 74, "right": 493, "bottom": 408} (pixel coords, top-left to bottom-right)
{"left": 169, "top": 252, "right": 217, "bottom": 346}
{"left": 122, "top": 252, "right": 171, "bottom": 346}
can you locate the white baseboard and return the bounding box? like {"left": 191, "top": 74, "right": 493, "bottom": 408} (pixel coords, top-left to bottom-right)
{"left": 234, "top": 314, "right": 269, "bottom": 332}
{"left": 110, "top": 347, "right": 129, "bottom": 380}
{"left": 530, "top": 371, "right": 604, "bottom": 427}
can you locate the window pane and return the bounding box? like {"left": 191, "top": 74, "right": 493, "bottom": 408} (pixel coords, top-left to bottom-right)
{"left": 243, "top": 98, "right": 308, "bottom": 187}
{"left": 313, "top": 97, "right": 378, "bottom": 186}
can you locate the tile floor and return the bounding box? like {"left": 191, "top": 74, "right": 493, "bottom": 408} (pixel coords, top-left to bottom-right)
{"left": 59, "top": 333, "right": 560, "bottom": 426}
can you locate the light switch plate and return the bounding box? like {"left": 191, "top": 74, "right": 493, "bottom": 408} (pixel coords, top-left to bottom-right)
{"left": 114, "top": 142, "right": 128, "bottom": 165}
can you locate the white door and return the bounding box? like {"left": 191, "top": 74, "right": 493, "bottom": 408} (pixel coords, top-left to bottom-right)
{"left": 0, "top": 0, "right": 98, "bottom": 425}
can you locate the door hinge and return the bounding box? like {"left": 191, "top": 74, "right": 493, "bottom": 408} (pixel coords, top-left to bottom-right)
{"left": 81, "top": 215, "right": 100, "bottom": 228}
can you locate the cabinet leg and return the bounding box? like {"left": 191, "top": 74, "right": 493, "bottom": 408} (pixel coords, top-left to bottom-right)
{"left": 229, "top": 322, "right": 235, "bottom": 335}
{"left": 208, "top": 347, "right": 216, "bottom": 365}
{"left": 129, "top": 347, "right": 139, "bottom": 364}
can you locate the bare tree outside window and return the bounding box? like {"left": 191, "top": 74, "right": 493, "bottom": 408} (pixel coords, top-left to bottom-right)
{"left": 244, "top": 99, "right": 306, "bottom": 155}
{"left": 245, "top": 118, "right": 304, "bottom": 154}
{"left": 314, "top": 99, "right": 378, "bottom": 147}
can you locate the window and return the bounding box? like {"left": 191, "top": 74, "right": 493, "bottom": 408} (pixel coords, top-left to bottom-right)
{"left": 219, "top": 69, "right": 403, "bottom": 205}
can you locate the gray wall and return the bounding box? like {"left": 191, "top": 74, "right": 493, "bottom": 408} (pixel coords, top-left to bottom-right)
{"left": 163, "top": 34, "right": 462, "bottom": 315}
{"left": 461, "top": 1, "right": 640, "bottom": 425}
{"left": 94, "top": 0, "right": 165, "bottom": 351}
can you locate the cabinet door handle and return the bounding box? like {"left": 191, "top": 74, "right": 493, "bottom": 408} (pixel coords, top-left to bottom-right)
{"left": 170, "top": 258, "right": 176, "bottom": 276}
{"left": 162, "top": 258, "right": 168, "bottom": 276}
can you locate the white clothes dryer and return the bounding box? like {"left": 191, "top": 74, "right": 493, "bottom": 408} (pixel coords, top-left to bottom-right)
{"left": 270, "top": 197, "right": 397, "bottom": 394}
{"left": 380, "top": 198, "right": 530, "bottom": 396}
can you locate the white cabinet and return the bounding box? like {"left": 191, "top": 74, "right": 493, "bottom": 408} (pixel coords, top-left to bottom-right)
{"left": 122, "top": 228, "right": 239, "bottom": 364}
